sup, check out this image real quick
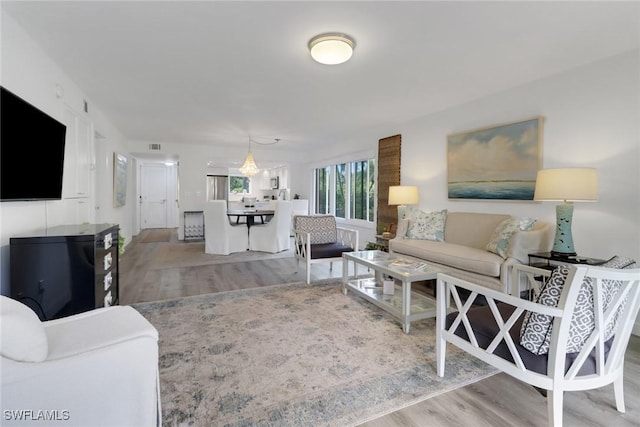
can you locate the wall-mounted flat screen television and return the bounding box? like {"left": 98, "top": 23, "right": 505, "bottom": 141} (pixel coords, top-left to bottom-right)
{"left": 1, "top": 86, "right": 67, "bottom": 201}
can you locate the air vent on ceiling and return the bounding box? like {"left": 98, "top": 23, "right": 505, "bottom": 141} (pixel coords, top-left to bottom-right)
{"left": 149, "top": 143, "right": 161, "bottom": 151}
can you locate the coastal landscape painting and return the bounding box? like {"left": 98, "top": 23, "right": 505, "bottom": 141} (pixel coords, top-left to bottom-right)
{"left": 447, "top": 117, "right": 543, "bottom": 200}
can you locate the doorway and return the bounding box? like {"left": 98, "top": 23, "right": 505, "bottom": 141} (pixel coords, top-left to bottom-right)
{"left": 140, "top": 162, "right": 178, "bottom": 229}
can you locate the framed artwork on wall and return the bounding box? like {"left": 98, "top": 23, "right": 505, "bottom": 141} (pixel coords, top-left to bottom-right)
{"left": 113, "top": 152, "right": 128, "bottom": 207}
{"left": 447, "top": 116, "right": 543, "bottom": 201}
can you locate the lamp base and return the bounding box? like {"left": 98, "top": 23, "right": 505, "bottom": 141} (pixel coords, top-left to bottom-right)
{"left": 552, "top": 202, "right": 576, "bottom": 256}
{"left": 397, "top": 205, "right": 408, "bottom": 221}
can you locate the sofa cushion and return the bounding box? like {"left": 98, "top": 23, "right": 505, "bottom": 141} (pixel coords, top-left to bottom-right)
{"left": 405, "top": 208, "right": 447, "bottom": 241}
{"left": 519, "top": 256, "right": 636, "bottom": 355}
{"left": 389, "top": 239, "right": 503, "bottom": 277}
{"left": 0, "top": 295, "right": 49, "bottom": 362}
{"left": 306, "top": 243, "right": 354, "bottom": 259}
{"left": 486, "top": 217, "right": 536, "bottom": 258}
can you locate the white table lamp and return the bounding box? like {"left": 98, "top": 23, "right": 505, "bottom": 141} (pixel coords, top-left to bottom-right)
{"left": 388, "top": 185, "right": 419, "bottom": 221}
{"left": 534, "top": 168, "right": 598, "bottom": 257}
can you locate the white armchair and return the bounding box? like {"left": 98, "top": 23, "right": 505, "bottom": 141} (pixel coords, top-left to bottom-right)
{"left": 249, "top": 200, "right": 293, "bottom": 253}
{"left": 204, "top": 200, "right": 249, "bottom": 255}
{"left": 436, "top": 260, "right": 640, "bottom": 427}
{"left": 0, "top": 296, "right": 160, "bottom": 426}
{"left": 293, "top": 215, "right": 359, "bottom": 284}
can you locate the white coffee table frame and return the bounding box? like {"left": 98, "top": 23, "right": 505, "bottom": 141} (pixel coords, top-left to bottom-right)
{"left": 342, "top": 250, "right": 448, "bottom": 333}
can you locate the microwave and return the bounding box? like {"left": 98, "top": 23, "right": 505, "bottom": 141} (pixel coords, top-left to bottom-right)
{"left": 270, "top": 177, "right": 279, "bottom": 189}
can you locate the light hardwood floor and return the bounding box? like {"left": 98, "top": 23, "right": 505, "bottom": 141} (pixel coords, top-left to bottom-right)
{"left": 121, "top": 228, "right": 640, "bottom": 427}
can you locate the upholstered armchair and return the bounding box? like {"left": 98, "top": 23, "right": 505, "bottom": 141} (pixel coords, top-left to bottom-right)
{"left": 293, "top": 215, "right": 359, "bottom": 284}
{"left": 436, "top": 259, "right": 640, "bottom": 427}
{"left": 1, "top": 296, "right": 161, "bottom": 426}
{"left": 249, "top": 200, "right": 293, "bottom": 253}
{"left": 204, "top": 200, "right": 249, "bottom": 255}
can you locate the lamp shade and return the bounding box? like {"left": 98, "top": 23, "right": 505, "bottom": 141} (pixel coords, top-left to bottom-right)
{"left": 388, "top": 186, "right": 419, "bottom": 205}
{"left": 308, "top": 33, "right": 355, "bottom": 65}
{"left": 534, "top": 168, "right": 598, "bottom": 202}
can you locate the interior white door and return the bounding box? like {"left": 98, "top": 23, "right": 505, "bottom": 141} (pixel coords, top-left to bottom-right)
{"left": 141, "top": 164, "right": 168, "bottom": 229}
{"left": 166, "top": 164, "right": 179, "bottom": 228}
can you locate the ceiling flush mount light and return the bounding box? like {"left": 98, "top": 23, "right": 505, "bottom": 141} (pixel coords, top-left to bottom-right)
{"left": 239, "top": 139, "right": 260, "bottom": 177}
{"left": 308, "top": 33, "right": 355, "bottom": 65}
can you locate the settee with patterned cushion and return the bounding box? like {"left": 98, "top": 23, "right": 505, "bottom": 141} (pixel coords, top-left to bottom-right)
{"left": 436, "top": 256, "right": 639, "bottom": 426}
{"left": 389, "top": 209, "right": 553, "bottom": 293}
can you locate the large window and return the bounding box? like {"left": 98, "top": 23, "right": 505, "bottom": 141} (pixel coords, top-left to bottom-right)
{"left": 314, "top": 158, "right": 375, "bottom": 223}
{"left": 315, "top": 167, "right": 330, "bottom": 214}
{"left": 350, "top": 159, "right": 375, "bottom": 221}
{"left": 335, "top": 163, "right": 346, "bottom": 218}
{"left": 229, "top": 175, "right": 251, "bottom": 194}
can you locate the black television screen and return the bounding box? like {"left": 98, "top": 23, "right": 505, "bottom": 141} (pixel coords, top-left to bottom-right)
{"left": 1, "top": 86, "right": 67, "bottom": 201}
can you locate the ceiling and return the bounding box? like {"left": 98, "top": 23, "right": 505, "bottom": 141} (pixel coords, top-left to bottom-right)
{"left": 3, "top": 1, "right": 639, "bottom": 158}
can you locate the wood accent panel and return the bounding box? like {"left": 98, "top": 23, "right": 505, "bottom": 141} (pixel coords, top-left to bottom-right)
{"left": 377, "top": 134, "right": 401, "bottom": 235}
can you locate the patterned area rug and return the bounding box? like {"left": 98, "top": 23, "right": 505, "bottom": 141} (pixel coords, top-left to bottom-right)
{"left": 133, "top": 281, "right": 497, "bottom": 426}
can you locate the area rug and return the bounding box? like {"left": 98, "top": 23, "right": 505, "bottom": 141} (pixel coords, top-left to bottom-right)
{"left": 133, "top": 281, "right": 497, "bottom": 427}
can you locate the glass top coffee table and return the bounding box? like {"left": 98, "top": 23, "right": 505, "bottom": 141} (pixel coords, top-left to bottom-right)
{"left": 342, "top": 250, "right": 448, "bottom": 333}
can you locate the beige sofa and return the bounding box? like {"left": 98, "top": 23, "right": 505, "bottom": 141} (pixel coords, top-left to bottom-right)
{"left": 389, "top": 212, "right": 553, "bottom": 293}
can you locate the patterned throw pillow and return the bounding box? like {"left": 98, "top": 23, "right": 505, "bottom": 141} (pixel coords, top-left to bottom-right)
{"left": 406, "top": 209, "right": 447, "bottom": 241}
{"left": 519, "top": 256, "right": 636, "bottom": 355}
{"left": 294, "top": 215, "right": 337, "bottom": 244}
{"left": 486, "top": 217, "right": 536, "bottom": 258}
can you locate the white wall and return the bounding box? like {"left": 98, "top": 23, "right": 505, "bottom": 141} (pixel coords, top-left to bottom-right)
{"left": 308, "top": 50, "right": 640, "bottom": 333}
{"left": 394, "top": 50, "right": 639, "bottom": 263}
{"left": 0, "top": 12, "right": 135, "bottom": 295}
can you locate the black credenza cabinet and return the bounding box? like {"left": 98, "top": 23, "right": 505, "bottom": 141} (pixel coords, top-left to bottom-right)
{"left": 10, "top": 223, "right": 119, "bottom": 321}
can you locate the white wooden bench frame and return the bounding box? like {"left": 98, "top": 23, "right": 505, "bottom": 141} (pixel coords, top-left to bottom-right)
{"left": 294, "top": 225, "right": 359, "bottom": 284}
{"left": 436, "top": 264, "right": 640, "bottom": 427}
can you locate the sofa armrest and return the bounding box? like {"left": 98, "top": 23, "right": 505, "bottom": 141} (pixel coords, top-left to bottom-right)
{"left": 43, "top": 306, "right": 158, "bottom": 360}
{"left": 506, "top": 222, "right": 553, "bottom": 264}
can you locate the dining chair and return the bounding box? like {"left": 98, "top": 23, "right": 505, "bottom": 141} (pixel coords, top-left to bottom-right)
{"left": 249, "top": 200, "right": 293, "bottom": 253}
{"left": 436, "top": 260, "right": 640, "bottom": 427}
{"left": 203, "top": 200, "right": 248, "bottom": 255}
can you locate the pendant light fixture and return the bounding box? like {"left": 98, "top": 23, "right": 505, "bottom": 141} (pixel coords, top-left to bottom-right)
{"left": 239, "top": 139, "right": 260, "bottom": 177}
{"left": 308, "top": 33, "right": 356, "bottom": 65}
